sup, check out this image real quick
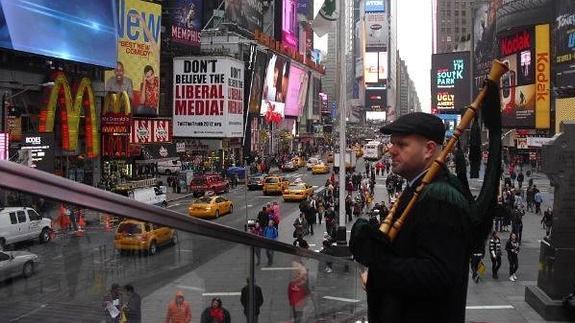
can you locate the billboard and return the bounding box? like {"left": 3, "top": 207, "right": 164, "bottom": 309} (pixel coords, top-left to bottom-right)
{"left": 248, "top": 51, "right": 269, "bottom": 114}
{"left": 284, "top": 65, "right": 309, "bottom": 116}
{"left": 225, "top": 0, "right": 264, "bottom": 31}
{"left": 554, "top": 0, "right": 575, "bottom": 89}
{"left": 261, "top": 54, "right": 290, "bottom": 123}
{"left": 365, "top": 89, "right": 386, "bottom": 111}
{"left": 555, "top": 97, "right": 575, "bottom": 132}
{"left": 473, "top": 1, "right": 497, "bottom": 96}
{"left": 0, "top": 0, "right": 117, "bottom": 68}
{"left": 167, "top": 0, "right": 202, "bottom": 48}
{"left": 365, "top": 12, "right": 387, "bottom": 50}
{"left": 431, "top": 51, "right": 471, "bottom": 113}
{"left": 312, "top": 77, "right": 321, "bottom": 116}
{"left": 130, "top": 118, "right": 172, "bottom": 144}
{"left": 173, "top": 57, "right": 245, "bottom": 137}
{"left": 282, "top": 0, "right": 299, "bottom": 50}
{"left": 19, "top": 133, "right": 55, "bottom": 173}
{"left": 498, "top": 25, "right": 550, "bottom": 128}
{"left": 105, "top": 0, "right": 162, "bottom": 116}
{"left": 365, "top": 0, "right": 385, "bottom": 13}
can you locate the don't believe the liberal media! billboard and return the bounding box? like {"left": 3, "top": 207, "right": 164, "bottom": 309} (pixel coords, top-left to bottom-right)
{"left": 431, "top": 51, "right": 471, "bottom": 114}
{"left": 173, "top": 57, "right": 245, "bottom": 138}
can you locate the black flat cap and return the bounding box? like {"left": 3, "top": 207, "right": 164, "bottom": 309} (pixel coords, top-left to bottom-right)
{"left": 380, "top": 112, "right": 445, "bottom": 144}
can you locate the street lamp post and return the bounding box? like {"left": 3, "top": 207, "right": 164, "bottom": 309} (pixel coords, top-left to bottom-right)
{"left": 337, "top": 0, "right": 348, "bottom": 243}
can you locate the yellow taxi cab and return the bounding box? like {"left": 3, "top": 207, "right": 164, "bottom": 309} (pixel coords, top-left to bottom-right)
{"left": 283, "top": 182, "right": 314, "bottom": 202}
{"left": 326, "top": 152, "right": 334, "bottom": 163}
{"left": 263, "top": 175, "right": 289, "bottom": 195}
{"left": 114, "top": 220, "right": 177, "bottom": 255}
{"left": 188, "top": 196, "right": 233, "bottom": 219}
{"left": 312, "top": 162, "right": 330, "bottom": 174}
{"left": 292, "top": 156, "right": 306, "bottom": 168}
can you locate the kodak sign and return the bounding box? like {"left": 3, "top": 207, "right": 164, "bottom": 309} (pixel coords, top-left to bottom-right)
{"left": 535, "top": 24, "right": 550, "bottom": 129}
{"left": 39, "top": 72, "right": 100, "bottom": 158}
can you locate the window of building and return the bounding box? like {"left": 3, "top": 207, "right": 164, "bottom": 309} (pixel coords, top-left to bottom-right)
{"left": 462, "top": 10, "right": 466, "bottom": 16}
{"left": 455, "top": 10, "right": 459, "bottom": 16}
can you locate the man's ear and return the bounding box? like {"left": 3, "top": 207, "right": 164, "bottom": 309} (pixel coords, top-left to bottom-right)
{"left": 424, "top": 140, "right": 438, "bottom": 160}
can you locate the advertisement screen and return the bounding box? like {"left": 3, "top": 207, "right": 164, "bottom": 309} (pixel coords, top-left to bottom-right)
{"left": 173, "top": 57, "right": 245, "bottom": 138}
{"left": 365, "top": 0, "right": 385, "bottom": 13}
{"left": 555, "top": 0, "right": 575, "bottom": 89}
{"left": 105, "top": 0, "right": 161, "bottom": 116}
{"left": 364, "top": 52, "right": 379, "bottom": 83}
{"left": 282, "top": 0, "right": 299, "bottom": 50}
{"left": 225, "top": 0, "right": 264, "bottom": 31}
{"left": 498, "top": 26, "right": 549, "bottom": 128}
{"left": 365, "top": 12, "right": 387, "bottom": 50}
{"left": 365, "top": 89, "right": 386, "bottom": 111}
{"left": 284, "top": 65, "right": 309, "bottom": 116}
{"left": 438, "top": 114, "right": 461, "bottom": 137}
{"left": 167, "top": 0, "right": 202, "bottom": 48}
{"left": 366, "top": 111, "right": 386, "bottom": 121}
{"left": 431, "top": 51, "right": 471, "bottom": 113}
{"left": 261, "top": 54, "right": 290, "bottom": 123}
{"left": 0, "top": 0, "right": 117, "bottom": 68}
{"left": 473, "top": 1, "right": 497, "bottom": 96}
{"left": 248, "top": 51, "right": 269, "bottom": 114}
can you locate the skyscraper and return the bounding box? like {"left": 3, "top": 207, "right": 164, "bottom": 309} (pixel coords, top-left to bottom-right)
{"left": 433, "top": 0, "right": 480, "bottom": 53}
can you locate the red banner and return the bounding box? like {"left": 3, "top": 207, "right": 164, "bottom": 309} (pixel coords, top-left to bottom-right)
{"left": 130, "top": 118, "right": 172, "bottom": 144}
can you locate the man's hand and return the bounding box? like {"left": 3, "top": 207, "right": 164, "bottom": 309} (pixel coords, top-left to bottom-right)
{"left": 360, "top": 269, "right": 368, "bottom": 291}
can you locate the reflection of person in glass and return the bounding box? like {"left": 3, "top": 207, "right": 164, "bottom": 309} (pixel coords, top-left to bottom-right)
{"left": 137, "top": 65, "right": 159, "bottom": 115}
{"left": 105, "top": 61, "right": 134, "bottom": 101}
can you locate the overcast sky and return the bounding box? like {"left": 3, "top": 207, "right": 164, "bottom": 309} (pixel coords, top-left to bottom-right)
{"left": 397, "top": 0, "right": 432, "bottom": 112}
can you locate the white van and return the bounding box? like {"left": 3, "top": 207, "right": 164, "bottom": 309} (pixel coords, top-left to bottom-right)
{"left": 0, "top": 207, "right": 52, "bottom": 250}
{"left": 128, "top": 186, "right": 167, "bottom": 207}
{"left": 157, "top": 160, "right": 182, "bottom": 175}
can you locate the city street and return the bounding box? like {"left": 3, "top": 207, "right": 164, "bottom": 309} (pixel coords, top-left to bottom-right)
{"left": 0, "top": 165, "right": 343, "bottom": 322}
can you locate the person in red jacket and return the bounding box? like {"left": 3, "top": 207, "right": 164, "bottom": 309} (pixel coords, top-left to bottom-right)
{"left": 165, "top": 291, "right": 192, "bottom": 323}
{"left": 288, "top": 266, "right": 309, "bottom": 323}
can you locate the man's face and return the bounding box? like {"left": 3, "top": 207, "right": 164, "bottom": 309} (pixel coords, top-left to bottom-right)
{"left": 176, "top": 296, "right": 184, "bottom": 305}
{"left": 115, "top": 64, "right": 124, "bottom": 81}
{"left": 388, "top": 134, "right": 434, "bottom": 180}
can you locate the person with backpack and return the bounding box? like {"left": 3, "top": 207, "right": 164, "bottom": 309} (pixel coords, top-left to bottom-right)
{"left": 263, "top": 220, "right": 278, "bottom": 266}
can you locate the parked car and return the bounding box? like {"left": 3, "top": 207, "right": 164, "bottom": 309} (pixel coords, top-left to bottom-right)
{"left": 0, "top": 250, "right": 40, "bottom": 281}
{"left": 157, "top": 160, "right": 182, "bottom": 175}
{"left": 114, "top": 220, "right": 177, "bottom": 255}
{"left": 0, "top": 207, "right": 52, "bottom": 250}
{"left": 189, "top": 174, "right": 230, "bottom": 197}
{"left": 188, "top": 196, "right": 233, "bottom": 219}
{"left": 247, "top": 173, "right": 266, "bottom": 190}
{"left": 125, "top": 186, "right": 167, "bottom": 207}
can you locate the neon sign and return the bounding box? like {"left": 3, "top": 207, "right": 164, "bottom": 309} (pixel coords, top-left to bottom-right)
{"left": 39, "top": 72, "right": 99, "bottom": 158}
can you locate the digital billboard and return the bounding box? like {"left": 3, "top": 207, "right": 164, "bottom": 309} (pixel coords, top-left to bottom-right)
{"left": 364, "top": 51, "right": 387, "bottom": 86}
{"left": 248, "top": 51, "right": 269, "bottom": 114}
{"left": 261, "top": 54, "right": 290, "bottom": 123}
{"left": 473, "top": 1, "right": 497, "bottom": 96}
{"left": 225, "top": 0, "right": 264, "bottom": 31}
{"left": 365, "top": 0, "right": 385, "bottom": 13}
{"left": 431, "top": 51, "right": 471, "bottom": 113}
{"left": 365, "top": 89, "right": 386, "bottom": 111}
{"left": 554, "top": 0, "right": 575, "bottom": 89}
{"left": 498, "top": 25, "right": 550, "bottom": 129}
{"left": 284, "top": 65, "right": 309, "bottom": 116}
{"left": 167, "top": 0, "right": 202, "bottom": 49}
{"left": 365, "top": 12, "right": 387, "bottom": 51}
{"left": 173, "top": 57, "right": 245, "bottom": 138}
{"left": 0, "top": 0, "right": 117, "bottom": 68}
{"left": 282, "top": 0, "right": 299, "bottom": 50}
{"left": 105, "top": 0, "right": 162, "bottom": 117}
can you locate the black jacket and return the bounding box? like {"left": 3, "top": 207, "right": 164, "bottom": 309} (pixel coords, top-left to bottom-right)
{"left": 350, "top": 169, "right": 472, "bottom": 323}
{"left": 240, "top": 284, "right": 264, "bottom": 315}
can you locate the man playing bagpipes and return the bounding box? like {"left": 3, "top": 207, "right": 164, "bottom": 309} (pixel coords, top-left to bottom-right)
{"left": 350, "top": 61, "right": 507, "bottom": 323}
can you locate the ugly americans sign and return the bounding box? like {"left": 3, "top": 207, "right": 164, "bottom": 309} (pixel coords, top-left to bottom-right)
{"left": 173, "top": 57, "right": 244, "bottom": 138}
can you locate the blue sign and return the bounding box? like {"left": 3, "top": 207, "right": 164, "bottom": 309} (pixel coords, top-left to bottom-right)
{"left": 365, "top": 0, "right": 385, "bottom": 13}
{"left": 331, "top": 102, "right": 337, "bottom": 119}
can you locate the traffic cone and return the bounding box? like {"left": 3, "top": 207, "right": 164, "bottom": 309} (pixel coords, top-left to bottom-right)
{"left": 74, "top": 215, "right": 86, "bottom": 237}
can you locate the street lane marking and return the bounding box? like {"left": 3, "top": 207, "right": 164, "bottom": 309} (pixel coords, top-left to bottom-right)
{"left": 178, "top": 249, "right": 194, "bottom": 253}
{"left": 323, "top": 296, "right": 360, "bottom": 303}
{"left": 260, "top": 267, "right": 299, "bottom": 271}
{"left": 465, "top": 305, "right": 514, "bottom": 310}
{"left": 10, "top": 304, "right": 47, "bottom": 322}
{"left": 176, "top": 285, "right": 204, "bottom": 292}
{"left": 168, "top": 203, "right": 182, "bottom": 208}
{"left": 202, "top": 292, "right": 241, "bottom": 296}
